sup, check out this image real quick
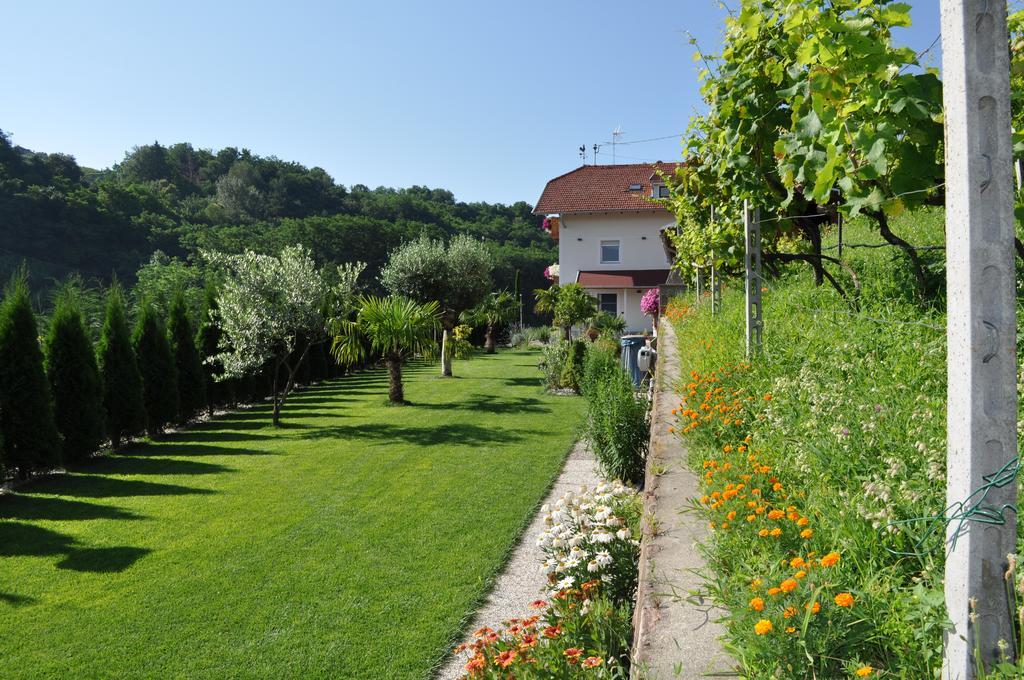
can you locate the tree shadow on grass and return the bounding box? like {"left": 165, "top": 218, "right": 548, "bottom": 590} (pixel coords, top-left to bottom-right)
{"left": 307, "top": 422, "right": 525, "bottom": 446}
{"left": 0, "top": 591, "right": 36, "bottom": 607}
{"left": 29, "top": 475, "right": 215, "bottom": 499}
{"left": 0, "top": 495, "right": 142, "bottom": 521}
{"left": 0, "top": 522, "right": 150, "bottom": 573}
{"left": 124, "top": 441, "right": 278, "bottom": 458}
{"left": 82, "top": 456, "right": 232, "bottom": 477}
{"left": 413, "top": 394, "right": 550, "bottom": 415}
{"left": 502, "top": 376, "right": 544, "bottom": 388}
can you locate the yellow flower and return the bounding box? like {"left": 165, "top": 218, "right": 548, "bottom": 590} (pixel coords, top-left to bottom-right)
{"left": 834, "top": 592, "right": 855, "bottom": 608}
{"left": 794, "top": 570, "right": 807, "bottom": 579}
{"left": 800, "top": 528, "right": 814, "bottom": 539}
{"left": 855, "top": 666, "right": 873, "bottom": 677}
{"left": 785, "top": 626, "right": 796, "bottom": 634}
{"left": 754, "top": 619, "right": 773, "bottom": 635}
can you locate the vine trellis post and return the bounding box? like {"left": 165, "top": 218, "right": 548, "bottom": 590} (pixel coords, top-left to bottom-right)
{"left": 743, "top": 199, "right": 762, "bottom": 358}
{"left": 941, "top": 2, "right": 1018, "bottom": 677}
{"left": 710, "top": 259, "right": 719, "bottom": 316}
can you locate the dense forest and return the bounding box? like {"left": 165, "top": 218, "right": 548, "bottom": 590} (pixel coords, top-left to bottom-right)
{"left": 0, "top": 129, "right": 554, "bottom": 315}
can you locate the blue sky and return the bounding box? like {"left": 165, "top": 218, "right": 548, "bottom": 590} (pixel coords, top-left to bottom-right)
{"left": 1, "top": 1, "right": 941, "bottom": 205}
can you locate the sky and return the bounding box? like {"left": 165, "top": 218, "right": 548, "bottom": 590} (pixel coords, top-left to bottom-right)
{"left": 1, "top": 1, "right": 942, "bottom": 205}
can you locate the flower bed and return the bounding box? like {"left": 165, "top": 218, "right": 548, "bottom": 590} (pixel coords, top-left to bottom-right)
{"left": 453, "top": 482, "right": 642, "bottom": 678}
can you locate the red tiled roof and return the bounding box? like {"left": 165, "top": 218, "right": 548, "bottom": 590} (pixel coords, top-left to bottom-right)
{"left": 576, "top": 269, "right": 671, "bottom": 287}
{"left": 533, "top": 162, "right": 683, "bottom": 215}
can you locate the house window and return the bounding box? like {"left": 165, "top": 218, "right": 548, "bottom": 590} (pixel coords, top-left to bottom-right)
{"left": 600, "top": 240, "right": 620, "bottom": 264}
{"left": 599, "top": 293, "right": 618, "bottom": 315}
{"left": 628, "top": 183, "right": 642, "bottom": 191}
{"left": 654, "top": 184, "right": 670, "bottom": 198}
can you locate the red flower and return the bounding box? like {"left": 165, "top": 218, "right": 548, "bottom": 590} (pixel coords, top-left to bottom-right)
{"left": 542, "top": 625, "right": 562, "bottom": 639}
{"left": 583, "top": 656, "right": 605, "bottom": 669}
{"left": 528, "top": 599, "right": 547, "bottom": 610}
{"left": 496, "top": 649, "right": 518, "bottom": 668}
{"left": 564, "top": 647, "right": 584, "bottom": 665}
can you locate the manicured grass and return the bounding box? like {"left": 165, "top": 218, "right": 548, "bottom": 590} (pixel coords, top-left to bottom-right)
{"left": 0, "top": 350, "right": 583, "bottom": 679}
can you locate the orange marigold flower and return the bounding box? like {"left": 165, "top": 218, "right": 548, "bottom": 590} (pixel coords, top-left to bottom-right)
{"left": 783, "top": 606, "right": 798, "bottom": 618}
{"left": 750, "top": 578, "right": 763, "bottom": 589}
{"left": 582, "top": 656, "right": 604, "bottom": 669}
{"left": 773, "top": 482, "right": 784, "bottom": 492}
{"left": 790, "top": 557, "right": 805, "bottom": 569}
{"left": 820, "top": 552, "right": 841, "bottom": 568}
{"left": 800, "top": 529, "right": 814, "bottom": 539}
{"left": 769, "top": 528, "right": 782, "bottom": 537}
{"left": 794, "top": 570, "right": 807, "bottom": 579}
{"left": 834, "top": 592, "right": 855, "bottom": 608}
{"left": 780, "top": 578, "right": 798, "bottom": 593}
{"left": 758, "top": 529, "right": 770, "bottom": 537}
{"left": 764, "top": 393, "right": 773, "bottom": 401}
{"left": 856, "top": 666, "right": 873, "bottom": 677}
{"left": 749, "top": 596, "right": 765, "bottom": 611}
{"left": 797, "top": 517, "right": 810, "bottom": 527}
{"left": 754, "top": 619, "right": 773, "bottom": 635}
{"left": 767, "top": 587, "right": 782, "bottom": 596}
{"left": 785, "top": 626, "right": 796, "bottom": 634}
{"left": 806, "top": 601, "right": 821, "bottom": 614}
{"left": 767, "top": 509, "right": 785, "bottom": 520}
{"left": 747, "top": 514, "right": 756, "bottom": 522}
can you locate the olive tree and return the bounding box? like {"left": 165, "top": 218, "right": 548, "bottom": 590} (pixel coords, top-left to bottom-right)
{"left": 380, "top": 234, "right": 492, "bottom": 376}
{"left": 205, "top": 245, "right": 326, "bottom": 427}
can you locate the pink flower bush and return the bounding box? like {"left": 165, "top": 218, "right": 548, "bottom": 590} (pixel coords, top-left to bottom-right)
{"left": 542, "top": 217, "right": 552, "bottom": 232}
{"left": 640, "top": 288, "right": 660, "bottom": 317}
{"left": 544, "top": 263, "right": 560, "bottom": 281}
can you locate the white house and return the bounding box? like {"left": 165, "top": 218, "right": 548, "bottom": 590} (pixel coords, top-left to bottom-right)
{"left": 534, "top": 162, "right": 681, "bottom": 332}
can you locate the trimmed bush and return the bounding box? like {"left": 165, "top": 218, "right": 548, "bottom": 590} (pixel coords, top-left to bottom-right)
{"left": 167, "top": 290, "right": 206, "bottom": 423}
{"left": 45, "top": 289, "right": 105, "bottom": 464}
{"left": 584, "top": 362, "right": 649, "bottom": 485}
{"left": 559, "top": 338, "right": 588, "bottom": 393}
{"left": 98, "top": 284, "right": 145, "bottom": 448}
{"left": 539, "top": 341, "right": 569, "bottom": 390}
{"left": 133, "top": 300, "right": 179, "bottom": 436}
{"left": 196, "top": 285, "right": 231, "bottom": 414}
{"left": 0, "top": 274, "right": 61, "bottom": 478}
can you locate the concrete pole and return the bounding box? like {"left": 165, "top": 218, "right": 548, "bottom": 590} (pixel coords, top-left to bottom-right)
{"left": 695, "top": 267, "right": 702, "bottom": 306}
{"left": 941, "top": 2, "right": 1018, "bottom": 677}
{"left": 744, "top": 200, "right": 762, "bottom": 357}
{"left": 710, "top": 262, "right": 718, "bottom": 316}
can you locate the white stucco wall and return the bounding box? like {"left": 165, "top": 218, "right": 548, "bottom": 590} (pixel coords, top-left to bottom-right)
{"left": 557, "top": 211, "right": 672, "bottom": 333}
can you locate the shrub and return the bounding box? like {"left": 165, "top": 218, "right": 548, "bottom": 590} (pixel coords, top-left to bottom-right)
{"left": 584, "top": 364, "right": 649, "bottom": 485}
{"left": 451, "top": 324, "right": 474, "bottom": 359}
{"left": 0, "top": 273, "right": 61, "bottom": 478}
{"left": 559, "top": 339, "right": 588, "bottom": 393}
{"left": 167, "top": 290, "right": 206, "bottom": 423}
{"left": 307, "top": 340, "right": 329, "bottom": 383}
{"left": 133, "top": 300, "right": 179, "bottom": 436}
{"left": 581, "top": 339, "right": 620, "bottom": 396}
{"left": 539, "top": 341, "right": 569, "bottom": 390}
{"left": 44, "top": 289, "right": 105, "bottom": 464}
{"left": 588, "top": 311, "right": 626, "bottom": 338}
{"left": 195, "top": 284, "right": 232, "bottom": 414}
{"left": 98, "top": 284, "right": 145, "bottom": 448}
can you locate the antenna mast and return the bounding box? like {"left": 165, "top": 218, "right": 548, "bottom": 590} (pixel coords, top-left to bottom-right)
{"left": 612, "top": 126, "right": 624, "bottom": 164}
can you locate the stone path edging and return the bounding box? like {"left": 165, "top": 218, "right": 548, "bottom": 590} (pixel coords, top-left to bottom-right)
{"left": 631, "top": 320, "right": 736, "bottom": 679}
{"left": 435, "top": 440, "right": 601, "bottom": 680}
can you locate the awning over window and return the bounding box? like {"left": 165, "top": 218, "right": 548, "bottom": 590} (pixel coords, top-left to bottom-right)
{"left": 576, "top": 269, "right": 671, "bottom": 287}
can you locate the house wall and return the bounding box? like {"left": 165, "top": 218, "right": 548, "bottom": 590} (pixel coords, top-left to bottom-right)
{"left": 558, "top": 211, "right": 673, "bottom": 333}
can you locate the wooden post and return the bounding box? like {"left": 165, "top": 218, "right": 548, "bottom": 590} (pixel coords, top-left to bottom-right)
{"left": 941, "top": 2, "right": 1018, "bottom": 677}
{"left": 744, "top": 200, "right": 762, "bottom": 357}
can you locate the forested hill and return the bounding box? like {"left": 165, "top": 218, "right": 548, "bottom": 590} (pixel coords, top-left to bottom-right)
{"left": 0, "top": 130, "right": 554, "bottom": 302}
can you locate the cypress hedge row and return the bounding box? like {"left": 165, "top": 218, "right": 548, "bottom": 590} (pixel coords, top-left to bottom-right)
{"left": 0, "top": 277, "right": 339, "bottom": 482}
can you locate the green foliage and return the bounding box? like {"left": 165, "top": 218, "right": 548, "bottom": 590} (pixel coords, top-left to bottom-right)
{"left": 559, "top": 338, "right": 589, "bottom": 395}
{"left": 331, "top": 295, "right": 441, "bottom": 403}
{"left": 539, "top": 341, "right": 570, "bottom": 391}
{"left": 581, "top": 338, "right": 621, "bottom": 397}
{"left": 582, "top": 345, "right": 648, "bottom": 485}
{"left": 97, "top": 283, "right": 145, "bottom": 447}
{"left": 133, "top": 300, "right": 179, "bottom": 436}
{"left": 554, "top": 284, "right": 598, "bottom": 340}
{"left": 44, "top": 287, "right": 105, "bottom": 463}
{"left": 450, "top": 324, "right": 474, "bottom": 359}
{"left": 0, "top": 273, "right": 60, "bottom": 477}
{"left": 461, "top": 290, "right": 518, "bottom": 352}
{"left": 510, "top": 325, "right": 552, "bottom": 348}
{"left": 588, "top": 311, "right": 626, "bottom": 337}
{"left": 195, "top": 284, "right": 229, "bottom": 414}
{"left": 380, "top": 234, "right": 493, "bottom": 323}
{"left": 167, "top": 289, "right": 206, "bottom": 422}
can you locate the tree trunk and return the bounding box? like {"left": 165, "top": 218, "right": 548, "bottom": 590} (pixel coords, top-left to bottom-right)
{"left": 795, "top": 217, "right": 825, "bottom": 286}
{"left": 271, "top": 358, "right": 283, "bottom": 428}
{"left": 271, "top": 343, "right": 310, "bottom": 427}
{"left": 484, "top": 324, "right": 496, "bottom": 354}
{"left": 441, "top": 329, "right": 453, "bottom": 377}
{"left": 869, "top": 209, "right": 927, "bottom": 293}
{"left": 387, "top": 355, "right": 404, "bottom": 403}
{"left": 111, "top": 432, "right": 121, "bottom": 450}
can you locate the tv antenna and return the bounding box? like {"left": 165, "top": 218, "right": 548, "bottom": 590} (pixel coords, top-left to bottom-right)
{"left": 611, "top": 126, "right": 624, "bottom": 164}
{"left": 592, "top": 143, "right": 601, "bottom": 165}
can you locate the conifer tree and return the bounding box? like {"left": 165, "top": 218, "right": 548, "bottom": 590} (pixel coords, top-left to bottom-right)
{"left": 133, "top": 300, "right": 178, "bottom": 436}
{"left": 98, "top": 283, "right": 145, "bottom": 448}
{"left": 0, "top": 272, "right": 61, "bottom": 477}
{"left": 196, "top": 284, "right": 226, "bottom": 415}
{"left": 168, "top": 290, "right": 205, "bottom": 423}
{"left": 45, "top": 288, "right": 105, "bottom": 463}
{"left": 307, "top": 340, "right": 328, "bottom": 383}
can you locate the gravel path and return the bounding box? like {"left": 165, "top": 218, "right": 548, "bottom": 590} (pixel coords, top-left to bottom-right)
{"left": 435, "top": 440, "right": 601, "bottom": 680}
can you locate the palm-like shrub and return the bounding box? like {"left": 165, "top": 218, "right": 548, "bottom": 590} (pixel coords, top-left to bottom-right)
{"left": 45, "top": 288, "right": 105, "bottom": 463}
{"left": 460, "top": 290, "right": 518, "bottom": 353}
{"left": 332, "top": 296, "right": 440, "bottom": 404}
{"left": 533, "top": 284, "right": 563, "bottom": 338}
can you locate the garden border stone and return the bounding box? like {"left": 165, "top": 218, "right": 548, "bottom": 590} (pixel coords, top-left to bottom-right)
{"left": 631, "top": 320, "right": 736, "bottom": 679}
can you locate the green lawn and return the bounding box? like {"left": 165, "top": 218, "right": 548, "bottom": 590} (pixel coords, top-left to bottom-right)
{"left": 0, "top": 349, "right": 583, "bottom": 679}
